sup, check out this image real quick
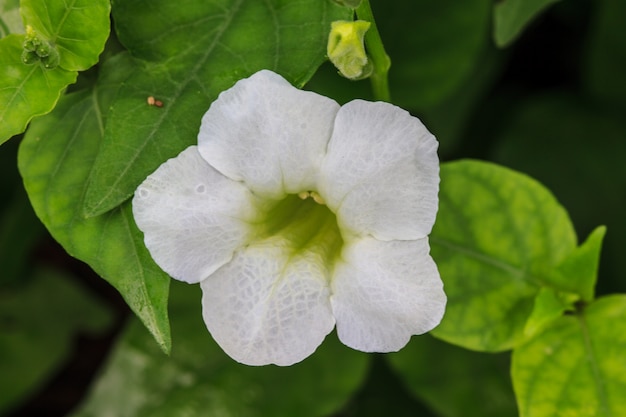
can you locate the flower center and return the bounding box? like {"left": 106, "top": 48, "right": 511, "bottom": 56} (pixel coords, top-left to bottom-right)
{"left": 253, "top": 193, "right": 344, "bottom": 264}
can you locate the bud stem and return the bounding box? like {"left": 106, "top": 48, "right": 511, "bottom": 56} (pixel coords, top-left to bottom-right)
{"left": 356, "top": 0, "right": 391, "bottom": 102}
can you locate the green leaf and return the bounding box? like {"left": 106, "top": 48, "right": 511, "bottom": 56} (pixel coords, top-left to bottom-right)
{"left": 522, "top": 287, "right": 578, "bottom": 339}
{"left": 20, "top": 0, "right": 111, "bottom": 71}
{"left": 388, "top": 336, "right": 518, "bottom": 417}
{"left": 71, "top": 281, "right": 369, "bottom": 417}
{"left": 0, "top": 0, "right": 22, "bottom": 37}
{"left": 0, "top": 268, "right": 112, "bottom": 414}
{"left": 430, "top": 160, "right": 578, "bottom": 351}
{"left": 512, "top": 295, "right": 626, "bottom": 417}
{"left": 0, "top": 34, "right": 77, "bottom": 144}
{"left": 375, "top": 0, "right": 491, "bottom": 109}
{"left": 18, "top": 53, "right": 172, "bottom": 353}
{"left": 494, "top": 0, "right": 561, "bottom": 47}
{"left": 82, "top": 0, "right": 351, "bottom": 217}
{"left": 550, "top": 226, "right": 606, "bottom": 302}
{"left": 583, "top": 0, "right": 626, "bottom": 104}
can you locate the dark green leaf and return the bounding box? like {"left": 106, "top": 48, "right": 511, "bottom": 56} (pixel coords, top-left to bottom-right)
{"left": 0, "top": 34, "right": 77, "bottom": 144}
{"left": 388, "top": 336, "right": 518, "bottom": 417}
{"left": 20, "top": 0, "right": 111, "bottom": 71}
{"left": 0, "top": 268, "right": 112, "bottom": 414}
{"left": 583, "top": 0, "right": 626, "bottom": 104}
{"left": 512, "top": 295, "right": 626, "bottom": 417}
{"left": 494, "top": 0, "right": 561, "bottom": 47}
{"left": 18, "top": 53, "right": 172, "bottom": 353}
{"left": 375, "top": 0, "right": 491, "bottom": 109}
{"left": 82, "top": 0, "right": 351, "bottom": 216}
{"left": 431, "top": 160, "right": 578, "bottom": 351}
{"left": 71, "top": 281, "right": 369, "bottom": 417}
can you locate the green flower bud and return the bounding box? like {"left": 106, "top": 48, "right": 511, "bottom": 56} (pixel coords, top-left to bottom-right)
{"left": 41, "top": 47, "right": 60, "bottom": 69}
{"left": 21, "top": 24, "right": 60, "bottom": 69}
{"left": 21, "top": 50, "right": 39, "bottom": 65}
{"left": 327, "top": 20, "right": 371, "bottom": 80}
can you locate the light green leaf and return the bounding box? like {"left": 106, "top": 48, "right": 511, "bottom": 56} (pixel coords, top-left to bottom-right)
{"left": 494, "top": 0, "right": 561, "bottom": 47}
{"left": 18, "top": 53, "right": 172, "bottom": 353}
{"left": 20, "top": 0, "right": 111, "bottom": 71}
{"left": 82, "top": 0, "right": 351, "bottom": 217}
{"left": 71, "top": 281, "right": 369, "bottom": 417}
{"left": 376, "top": 0, "right": 491, "bottom": 109}
{"left": 0, "top": 34, "right": 77, "bottom": 144}
{"left": 0, "top": 268, "right": 112, "bottom": 414}
{"left": 550, "top": 226, "right": 606, "bottom": 302}
{"left": 512, "top": 295, "right": 626, "bottom": 417}
{"left": 388, "top": 336, "right": 518, "bottom": 417}
{"left": 523, "top": 287, "right": 578, "bottom": 339}
{"left": 431, "top": 160, "right": 578, "bottom": 351}
{"left": 0, "top": 0, "right": 22, "bottom": 37}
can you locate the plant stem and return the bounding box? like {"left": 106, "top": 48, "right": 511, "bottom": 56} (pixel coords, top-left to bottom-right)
{"left": 356, "top": 0, "right": 391, "bottom": 102}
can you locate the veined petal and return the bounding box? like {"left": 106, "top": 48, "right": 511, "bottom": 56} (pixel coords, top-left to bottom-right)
{"left": 198, "top": 70, "right": 340, "bottom": 199}
{"left": 318, "top": 100, "right": 439, "bottom": 240}
{"left": 201, "top": 238, "right": 336, "bottom": 366}
{"left": 331, "top": 237, "right": 446, "bottom": 352}
{"left": 132, "top": 146, "right": 257, "bottom": 284}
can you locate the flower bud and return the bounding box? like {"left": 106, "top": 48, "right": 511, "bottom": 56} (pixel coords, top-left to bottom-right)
{"left": 327, "top": 20, "right": 372, "bottom": 80}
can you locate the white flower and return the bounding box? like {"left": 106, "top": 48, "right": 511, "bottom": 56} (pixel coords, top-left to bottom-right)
{"left": 132, "top": 70, "right": 446, "bottom": 366}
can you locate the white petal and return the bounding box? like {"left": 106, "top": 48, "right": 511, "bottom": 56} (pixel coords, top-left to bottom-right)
{"left": 198, "top": 70, "right": 340, "bottom": 199}
{"left": 132, "top": 146, "right": 258, "bottom": 284}
{"left": 201, "top": 238, "right": 335, "bottom": 366}
{"left": 331, "top": 237, "right": 446, "bottom": 352}
{"left": 318, "top": 100, "right": 439, "bottom": 240}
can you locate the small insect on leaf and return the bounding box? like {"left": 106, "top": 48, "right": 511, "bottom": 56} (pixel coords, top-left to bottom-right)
{"left": 147, "top": 96, "right": 156, "bottom": 106}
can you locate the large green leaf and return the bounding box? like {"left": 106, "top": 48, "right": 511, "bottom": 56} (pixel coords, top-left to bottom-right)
{"left": 512, "top": 295, "right": 626, "bottom": 417}
{"left": 20, "top": 0, "right": 111, "bottom": 71}
{"left": 493, "top": 0, "right": 561, "bottom": 47}
{"left": 71, "top": 281, "right": 369, "bottom": 417}
{"left": 0, "top": 34, "right": 77, "bottom": 144}
{"left": 375, "top": 0, "right": 491, "bottom": 110}
{"left": 82, "top": 0, "right": 351, "bottom": 217}
{"left": 430, "top": 160, "right": 580, "bottom": 351}
{"left": 388, "top": 336, "right": 518, "bottom": 417}
{"left": 0, "top": 268, "right": 112, "bottom": 414}
{"left": 18, "top": 53, "right": 172, "bottom": 353}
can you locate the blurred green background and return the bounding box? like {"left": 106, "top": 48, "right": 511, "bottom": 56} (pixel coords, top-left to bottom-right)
{"left": 1, "top": 0, "right": 625, "bottom": 415}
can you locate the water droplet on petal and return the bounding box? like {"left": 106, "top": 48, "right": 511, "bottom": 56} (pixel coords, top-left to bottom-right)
{"left": 195, "top": 184, "right": 206, "bottom": 194}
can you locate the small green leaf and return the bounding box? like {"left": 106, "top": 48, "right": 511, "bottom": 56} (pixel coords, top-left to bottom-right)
{"left": 494, "top": 0, "right": 561, "bottom": 47}
{"left": 0, "top": 0, "right": 22, "bottom": 37}
{"left": 512, "top": 295, "right": 626, "bottom": 417}
{"left": 550, "top": 226, "right": 606, "bottom": 302}
{"left": 82, "top": 0, "right": 351, "bottom": 217}
{"left": 523, "top": 287, "right": 578, "bottom": 339}
{"left": 388, "top": 336, "right": 518, "bottom": 417}
{"left": 18, "top": 53, "right": 172, "bottom": 353}
{"left": 0, "top": 268, "right": 112, "bottom": 414}
{"left": 0, "top": 34, "right": 77, "bottom": 144}
{"left": 71, "top": 282, "right": 369, "bottom": 417}
{"left": 431, "top": 160, "right": 578, "bottom": 351}
{"left": 20, "top": 0, "right": 111, "bottom": 71}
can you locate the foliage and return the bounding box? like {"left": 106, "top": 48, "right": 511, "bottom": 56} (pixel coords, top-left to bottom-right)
{"left": 1, "top": 0, "right": 625, "bottom": 415}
